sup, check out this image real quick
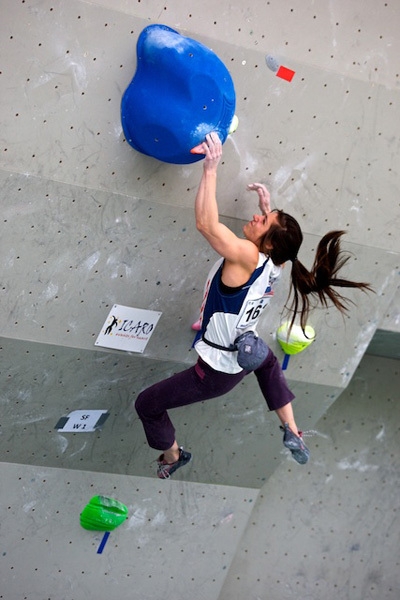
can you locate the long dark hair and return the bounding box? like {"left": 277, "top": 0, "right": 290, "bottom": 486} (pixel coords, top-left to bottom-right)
{"left": 260, "top": 210, "right": 373, "bottom": 332}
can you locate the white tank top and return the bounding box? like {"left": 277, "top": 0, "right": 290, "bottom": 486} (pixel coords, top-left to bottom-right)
{"left": 193, "top": 254, "right": 281, "bottom": 373}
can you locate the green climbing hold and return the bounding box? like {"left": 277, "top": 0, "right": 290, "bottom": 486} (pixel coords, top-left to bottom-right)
{"left": 80, "top": 495, "right": 128, "bottom": 531}
{"left": 277, "top": 322, "right": 315, "bottom": 356}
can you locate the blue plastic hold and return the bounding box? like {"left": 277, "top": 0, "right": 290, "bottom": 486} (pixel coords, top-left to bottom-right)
{"left": 121, "top": 24, "right": 236, "bottom": 164}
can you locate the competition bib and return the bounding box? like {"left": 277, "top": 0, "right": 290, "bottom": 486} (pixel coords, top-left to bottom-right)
{"left": 236, "top": 296, "right": 271, "bottom": 330}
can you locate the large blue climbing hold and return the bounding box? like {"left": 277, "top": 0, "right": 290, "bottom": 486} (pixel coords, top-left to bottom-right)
{"left": 121, "top": 24, "right": 236, "bottom": 164}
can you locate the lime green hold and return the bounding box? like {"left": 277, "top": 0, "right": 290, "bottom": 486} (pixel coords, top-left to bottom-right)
{"left": 80, "top": 496, "right": 129, "bottom": 531}
{"left": 277, "top": 322, "right": 316, "bottom": 356}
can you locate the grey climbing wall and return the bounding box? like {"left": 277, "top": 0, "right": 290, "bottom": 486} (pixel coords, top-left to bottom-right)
{"left": 1, "top": 1, "right": 400, "bottom": 599}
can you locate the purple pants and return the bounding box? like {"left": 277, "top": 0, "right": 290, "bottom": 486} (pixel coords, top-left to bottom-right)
{"left": 135, "top": 349, "right": 295, "bottom": 451}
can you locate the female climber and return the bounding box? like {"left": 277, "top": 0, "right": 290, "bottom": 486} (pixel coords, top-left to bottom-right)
{"left": 135, "top": 132, "right": 371, "bottom": 479}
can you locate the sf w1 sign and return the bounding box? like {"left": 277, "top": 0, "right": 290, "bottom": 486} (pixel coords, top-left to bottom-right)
{"left": 95, "top": 304, "right": 162, "bottom": 353}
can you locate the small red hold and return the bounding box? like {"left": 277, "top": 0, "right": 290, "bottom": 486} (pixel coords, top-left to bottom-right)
{"left": 276, "top": 65, "right": 295, "bottom": 82}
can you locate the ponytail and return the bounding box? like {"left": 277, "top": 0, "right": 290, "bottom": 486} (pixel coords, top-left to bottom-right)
{"left": 260, "top": 211, "right": 373, "bottom": 333}
{"left": 288, "top": 230, "right": 372, "bottom": 332}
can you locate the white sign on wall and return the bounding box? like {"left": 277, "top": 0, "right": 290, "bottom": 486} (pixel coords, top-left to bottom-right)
{"left": 95, "top": 304, "right": 162, "bottom": 353}
{"left": 56, "top": 409, "right": 110, "bottom": 432}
